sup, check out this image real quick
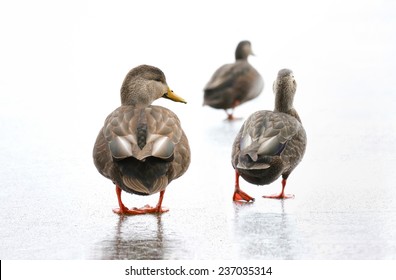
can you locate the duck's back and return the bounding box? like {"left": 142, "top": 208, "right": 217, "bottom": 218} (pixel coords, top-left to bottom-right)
{"left": 204, "top": 61, "right": 263, "bottom": 109}
{"left": 93, "top": 105, "right": 190, "bottom": 195}
{"left": 232, "top": 110, "right": 306, "bottom": 185}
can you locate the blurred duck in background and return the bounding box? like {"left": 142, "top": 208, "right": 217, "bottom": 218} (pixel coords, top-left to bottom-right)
{"left": 203, "top": 40, "right": 264, "bottom": 120}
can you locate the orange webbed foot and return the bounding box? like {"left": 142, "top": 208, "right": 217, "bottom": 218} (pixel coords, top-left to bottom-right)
{"left": 263, "top": 178, "right": 295, "bottom": 199}
{"left": 112, "top": 205, "right": 169, "bottom": 215}
{"left": 233, "top": 189, "right": 255, "bottom": 203}
{"left": 233, "top": 170, "right": 255, "bottom": 203}
{"left": 137, "top": 204, "right": 169, "bottom": 214}
{"left": 112, "top": 206, "right": 146, "bottom": 215}
{"left": 113, "top": 187, "right": 169, "bottom": 215}
{"left": 263, "top": 193, "right": 295, "bottom": 199}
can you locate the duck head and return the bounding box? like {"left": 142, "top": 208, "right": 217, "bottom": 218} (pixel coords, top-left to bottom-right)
{"left": 273, "top": 69, "right": 297, "bottom": 113}
{"left": 120, "top": 64, "right": 186, "bottom": 106}
{"left": 235, "top": 40, "right": 254, "bottom": 60}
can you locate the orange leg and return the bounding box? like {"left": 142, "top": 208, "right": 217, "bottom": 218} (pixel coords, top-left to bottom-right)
{"left": 138, "top": 190, "right": 169, "bottom": 214}
{"left": 263, "top": 179, "right": 295, "bottom": 199}
{"left": 232, "top": 170, "right": 255, "bottom": 202}
{"left": 224, "top": 100, "right": 242, "bottom": 121}
{"left": 112, "top": 185, "right": 169, "bottom": 215}
{"left": 224, "top": 109, "right": 235, "bottom": 121}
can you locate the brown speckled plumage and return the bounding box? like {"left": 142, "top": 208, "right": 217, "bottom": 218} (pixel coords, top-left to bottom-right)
{"left": 232, "top": 69, "right": 306, "bottom": 201}
{"left": 93, "top": 65, "right": 190, "bottom": 215}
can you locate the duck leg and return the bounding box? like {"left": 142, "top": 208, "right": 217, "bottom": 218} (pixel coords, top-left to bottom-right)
{"left": 233, "top": 170, "right": 255, "bottom": 202}
{"left": 112, "top": 185, "right": 146, "bottom": 215}
{"left": 138, "top": 190, "right": 169, "bottom": 214}
{"left": 225, "top": 109, "right": 235, "bottom": 120}
{"left": 263, "top": 178, "right": 295, "bottom": 199}
{"left": 112, "top": 186, "right": 169, "bottom": 215}
{"left": 225, "top": 100, "right": 242, "bottom": 121}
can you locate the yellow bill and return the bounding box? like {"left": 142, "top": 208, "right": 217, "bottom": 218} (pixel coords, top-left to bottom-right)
{"left": 163, "top": 88, "right": 187, "bottom": 104}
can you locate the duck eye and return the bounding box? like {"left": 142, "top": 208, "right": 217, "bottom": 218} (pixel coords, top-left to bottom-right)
{"left": 155, "top": 78, "right": 162, "bottom": 82}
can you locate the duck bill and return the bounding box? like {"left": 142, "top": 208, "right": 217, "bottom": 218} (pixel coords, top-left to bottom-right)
{"left": 162, "top": 88, "right": 187, "bottom": 104}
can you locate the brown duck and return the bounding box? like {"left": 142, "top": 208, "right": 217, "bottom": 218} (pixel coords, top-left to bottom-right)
{"left": 203, "top": 40, "right": 264, "bottom": 120}
{"left": 93, "top": 65, "right": 191, "bottom": 215}
{"left": 232, "top": 69, "right": 306, "bottom": 201}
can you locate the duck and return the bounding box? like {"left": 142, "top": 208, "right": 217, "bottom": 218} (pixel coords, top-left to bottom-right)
{"left": 93, "top": 65, "right": 191, "bottom": 215}
{"left": 231, "top": 69, "right": 306, "bottom": 202}
{"left": 203, "top": 40, "right": 264, "bottom": 120}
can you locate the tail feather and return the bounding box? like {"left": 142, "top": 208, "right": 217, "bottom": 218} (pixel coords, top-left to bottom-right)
{"left": 237, "top": 153, "right": 272, "bottom": 170}
{"left": 115, "top": 156, "right": 171, "bottom": 194}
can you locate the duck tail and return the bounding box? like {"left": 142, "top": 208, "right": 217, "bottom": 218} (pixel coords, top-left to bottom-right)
{"left": 236, "top": 153, "right": 272, "bottom": 170}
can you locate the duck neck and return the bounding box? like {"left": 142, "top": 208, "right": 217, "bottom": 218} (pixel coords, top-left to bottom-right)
{"left": 235, "top": 54, "right": 248, "bottom": 61}
{"left": 235, "top": 47, "right": 249, "bottom": 60}
{"left": 274, "top": 92, "right": 301, "bottom": 122}
{"left": 120, "top": 80, "right": 152, "bottom": 107}
{"left": 274, "top": 91, "right": 293, "bottom": 112}
{"left": 120, "top": 92, "right": 151, "bottom": 107}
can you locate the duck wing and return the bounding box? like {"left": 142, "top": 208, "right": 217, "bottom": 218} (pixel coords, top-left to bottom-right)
{"left": 232, "top": 110, "right": 304, "bottom": 170}
{"left": 204, "top": 61, "right": 250, "bottom": 91}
